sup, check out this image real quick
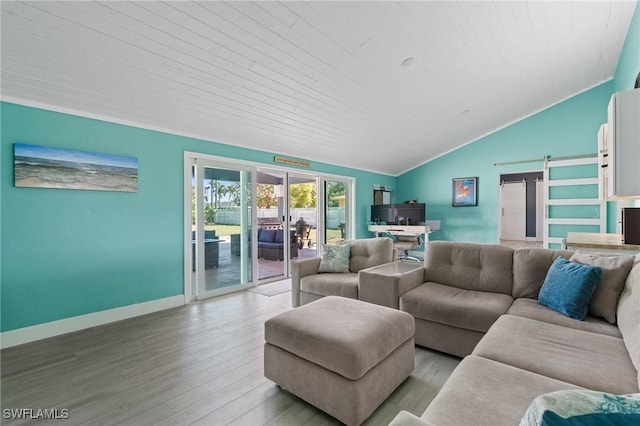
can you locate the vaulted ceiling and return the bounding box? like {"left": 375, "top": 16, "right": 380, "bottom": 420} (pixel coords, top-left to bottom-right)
{"left": 1, "top": 1, "right": 636, "bottom": 176}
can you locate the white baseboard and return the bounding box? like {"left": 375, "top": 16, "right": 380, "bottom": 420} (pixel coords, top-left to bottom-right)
{"left": 0, "top": 295, "right": 185, "bottom": 349}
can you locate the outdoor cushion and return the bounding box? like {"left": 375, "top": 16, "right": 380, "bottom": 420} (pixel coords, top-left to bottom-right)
{"left": 400, "top": 282, "right": 513, "bottom": 333}
{"left": 274, "top": 229, "right": 285, "bottom": 244}
{"left": 473, "top": 315, "right": 639, "bottom": 394}
{"left": 258, "top": 229, "right": 277, "bottom": 243}
{"left": 569, "top": 251, "right": 635, "bottom": 324}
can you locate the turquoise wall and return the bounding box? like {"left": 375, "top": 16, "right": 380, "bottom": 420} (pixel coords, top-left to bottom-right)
{"left": 614, "top": 1, "right": 639, "bottom": 93}
{"left": 1, "top": 103, "right": 393, "bottom": 332}
{"left": 608, "top": 1, "right": 640, "bottom": 226}
{"left": 396, "top": 82, "right": 614, "bottom": 243}
{"left": 398, "top": 1, "right": 638, "bottom": 243}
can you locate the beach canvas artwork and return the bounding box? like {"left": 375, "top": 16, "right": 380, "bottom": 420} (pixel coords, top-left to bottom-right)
{"left": 14, "top": 143, "right": 138, "bottom": 192}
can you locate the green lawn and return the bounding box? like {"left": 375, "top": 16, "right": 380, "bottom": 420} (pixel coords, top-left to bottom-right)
{"left": 205, "top": 224, "right": 240, "bottom": 237}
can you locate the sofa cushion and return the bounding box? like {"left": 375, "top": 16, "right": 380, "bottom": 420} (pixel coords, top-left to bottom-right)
{"left": 273, "top": 229, "right": 285, "bottom": 244}
{"left": 512, "top": 248, "right": 575, "bottom": 299}
{"left": 473, "top": 315, "right": 639, "bottom": 394}
{"left": 507, "top": 298, "right": 622, "bottom": 338}
{"left": 258, "top": 229, "right": 277, "bottom": 243}
{"left": 617, "top": 254, "right": 640, "bottom": 376}
{"left": 569, "top": 251, "right": 635, "bottom": 324}
{"left": 388, "top": 411, "right": 433, "bottom": 426}
{"left": 300, "top": 273, "right": 359, "bottom": 299}
{"left": 423, "top": 241, "right": 514, "bottom": 295}
{"left": 538, "top": 257, "right": 602, "bottom": 320}
{"left": 400, "top": 282, "right": 513, "bottom": 333}
{"left": 421, "top": 355, "right": 583, "bottom": 426}
{"left": 264, "top": 296, "right": 415, "bottom": 380}
{"left": 348, "top": 237, "right": 394, "bottom": 273}
{"left": 318, "top": 243, "right": 351, "bottom": 273}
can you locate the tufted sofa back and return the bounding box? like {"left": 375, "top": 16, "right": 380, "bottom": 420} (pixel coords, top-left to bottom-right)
{"left": 348, "top": 237, "right": 395, "bottom": 273}
{"left": 423, "top": 241, "right": 514, "bottom": 295}
{"left": 512, "top": 247, "right": 574, "bottom": 299}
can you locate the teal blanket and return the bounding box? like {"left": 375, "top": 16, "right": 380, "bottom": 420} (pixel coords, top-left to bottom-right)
{"left": 520, "top": 390, "right": 640, "bottom": 426}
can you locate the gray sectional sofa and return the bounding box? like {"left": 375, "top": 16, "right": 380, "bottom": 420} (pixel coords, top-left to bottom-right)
{"left": 374, "top": 241, "right": 640, "bottom": 425}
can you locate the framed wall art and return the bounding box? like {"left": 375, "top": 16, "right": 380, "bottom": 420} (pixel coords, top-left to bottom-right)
{"left": 452, "top": 177, "right": 477, "bottom": 207}
{"left": 14, "top": 143, "right": 138, "bottom": 192}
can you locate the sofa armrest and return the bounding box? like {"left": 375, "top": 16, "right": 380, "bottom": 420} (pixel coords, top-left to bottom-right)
{"left": 358, "top": 261, "right": 425, "bottom": 309}
{"left": 388, "top": 411, "right": 434, "bottom": 426}
{"left": 291, "top": 257, "right": 322, "bottom": 307}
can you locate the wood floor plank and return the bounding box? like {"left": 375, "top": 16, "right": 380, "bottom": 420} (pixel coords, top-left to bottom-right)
{"left": 227, "top": 390, "right": 298, "bottom": 426}
{"left": 157, "top": 374, "right": 269, "bottom": 426}
{"left": 191, "top": 381, "right": 280, "bottom": 425}
{"left": 1, "top": 287, "right": 459, "bottom": 425}
{"left": 108, "top": 402, "right": 174, "bottom": 426}
{"left": 264, "top": 400, "right": 318, "bottom": 426}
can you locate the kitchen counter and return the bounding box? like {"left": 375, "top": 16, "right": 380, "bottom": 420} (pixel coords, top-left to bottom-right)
{"left": 565, "top": 232, "right": 640, "bottom": 253}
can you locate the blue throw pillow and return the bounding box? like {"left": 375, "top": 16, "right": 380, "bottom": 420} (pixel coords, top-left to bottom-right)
{"left": 538, "top": 257, "right": 602, "bottom": 320}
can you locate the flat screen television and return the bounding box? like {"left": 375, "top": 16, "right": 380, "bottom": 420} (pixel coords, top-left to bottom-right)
{"left": 371, "top": 203, "right": 425, "bottom": 225}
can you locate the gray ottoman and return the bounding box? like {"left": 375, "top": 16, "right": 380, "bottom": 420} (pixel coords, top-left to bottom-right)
{"left": 264, "top": 296, "right": 415, "bottom": 426}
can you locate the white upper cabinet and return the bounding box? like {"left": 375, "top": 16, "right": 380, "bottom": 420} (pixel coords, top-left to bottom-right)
{"left": 606, "top": 89, "right": 640, "bottom": 199}
{"left": 598, "top": 123, "right": 609, "bottom": 200}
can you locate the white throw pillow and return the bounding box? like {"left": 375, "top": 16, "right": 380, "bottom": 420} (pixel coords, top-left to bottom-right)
{"left": 317, "top": 243, "right": 351, "bottom": 273}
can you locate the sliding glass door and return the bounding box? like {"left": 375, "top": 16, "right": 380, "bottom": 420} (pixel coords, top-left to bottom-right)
{"left": 255, "top": 170, "right": 287, "bottom": 281}
{"left": 253, "top": 170, "right": 320, "bottom": 282}
{"left": 324, "top": 179, "right": 351, "bottom": 244}
{"left": 185, "top": 152, "right": 355, "bottom": 299}
{"left": 189, "top": 160, "right": 254, "bottom": 299}
{"left": 289, "top": 173, "right": 319, "bottom": 260}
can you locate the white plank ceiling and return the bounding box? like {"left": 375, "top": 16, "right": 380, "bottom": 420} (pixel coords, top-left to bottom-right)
{"left": 1, "top": 1, "right": 637, "bottom": 176}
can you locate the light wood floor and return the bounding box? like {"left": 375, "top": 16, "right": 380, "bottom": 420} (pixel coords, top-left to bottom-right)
{"left": 1, "top": 288, "right": 460, "bottom": 426}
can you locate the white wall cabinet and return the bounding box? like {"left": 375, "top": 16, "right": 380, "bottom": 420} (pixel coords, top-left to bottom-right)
{"left": 598, "top": 123, "right": 609, "bottom": 200}
{"left": 605, "top": 89, "right": 640, "bottom": 199}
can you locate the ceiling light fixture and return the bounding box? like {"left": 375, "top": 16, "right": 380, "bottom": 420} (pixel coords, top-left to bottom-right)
{"left": 400, "top": 57, "right": 414, "bottom": 68}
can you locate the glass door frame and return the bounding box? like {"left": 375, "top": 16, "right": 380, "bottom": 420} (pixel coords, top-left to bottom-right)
{"left": 286, "top": 172, "right": 319, "bottom": 280}
{"left": 322, "top": 176, "right": 355, "bottom": 244}
{"left": 255, "top": 168, "right": 356, "bottom": 282}
{"left": 184, "top": 152, "right": 259, "bottom": 302}
{"left": 184, "top": 151, "right": 356, "bottom": 301}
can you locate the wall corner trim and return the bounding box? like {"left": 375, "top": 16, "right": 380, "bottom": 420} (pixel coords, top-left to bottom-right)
{"left": 0, "top": 295, "right": 185, "bottom": 349}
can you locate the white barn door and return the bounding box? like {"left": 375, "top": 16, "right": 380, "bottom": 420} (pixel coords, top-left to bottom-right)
{"left": 500, "top": 181, "right": 527, "bottom": 241}
{"left": 543, "top": 156, "right": 605, "bottom": 249}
